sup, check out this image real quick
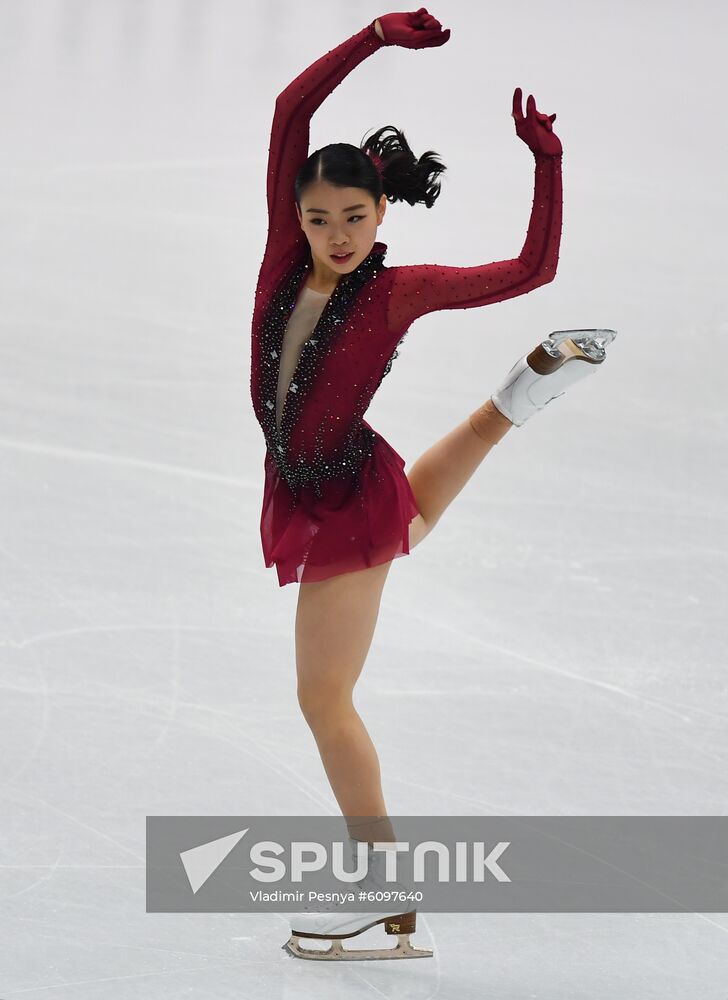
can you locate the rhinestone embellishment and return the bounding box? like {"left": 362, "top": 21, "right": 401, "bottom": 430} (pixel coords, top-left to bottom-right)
{"left": 254, "top": 243, "right": 388, "bottom": 499}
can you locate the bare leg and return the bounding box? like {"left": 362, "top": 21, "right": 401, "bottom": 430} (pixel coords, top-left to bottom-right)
{"left": 293, "top": 398, "right": 511, "bottom": 844}
{"left": 407, "top": 398, "right": 512, "bottom": 548}
{"left": 295, "top": 559, "right": 396, "bottom": 843}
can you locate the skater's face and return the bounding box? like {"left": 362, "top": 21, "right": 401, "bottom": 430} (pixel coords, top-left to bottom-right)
{"left": 296, "top": 181, "right": 386, "bottom": 283}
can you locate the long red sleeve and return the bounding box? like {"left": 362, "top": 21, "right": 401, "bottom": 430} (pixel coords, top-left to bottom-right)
{"left": 262, "top": 20, "right": 384, "bottom": 267}
{"left": 252, "top": 23, "right": 566, "bottom": 587}
{"left": 386, "top": 152, "right": 563, "bottom": 333}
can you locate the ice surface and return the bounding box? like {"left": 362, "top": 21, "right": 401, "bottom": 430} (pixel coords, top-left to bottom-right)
{"left": 1, "top": 0, "right": 727, "bottom": 996}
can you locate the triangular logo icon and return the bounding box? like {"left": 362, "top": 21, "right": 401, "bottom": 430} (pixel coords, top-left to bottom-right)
{"left": 180, "top": 828, "right": 249, "bottom": 894}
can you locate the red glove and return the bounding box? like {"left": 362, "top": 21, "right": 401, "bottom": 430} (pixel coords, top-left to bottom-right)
{"left": 512, "top": 87, "right": 563, "bottom": 157}
{"left": 377, "top": 7, "right": 451, "bottom": 48}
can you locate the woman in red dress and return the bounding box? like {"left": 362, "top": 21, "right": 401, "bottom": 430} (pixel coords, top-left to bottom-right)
{"left": 252, "top": 8, "right": 615, "bottom": 958}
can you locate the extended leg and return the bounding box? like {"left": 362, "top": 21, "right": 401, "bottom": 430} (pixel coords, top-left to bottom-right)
{"left": 407, "top": 328, "right": 619, "bottom": 547}
{"left": 407, "top": 397, "right": 512, "bottom": 548}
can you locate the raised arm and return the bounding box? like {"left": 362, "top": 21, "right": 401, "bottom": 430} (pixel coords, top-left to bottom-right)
{"left": 387, "top": 87, "right": 564, "bottom": 332}
{"left": 387, "top": 151, "right": 562, "bottom": 331}
{"left": 262, "top": 20, "right": 385, "bottom": 264}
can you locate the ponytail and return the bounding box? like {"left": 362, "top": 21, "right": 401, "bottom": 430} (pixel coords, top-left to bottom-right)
{"left": 360, "top": 125, "right": 447, "bottom": 209}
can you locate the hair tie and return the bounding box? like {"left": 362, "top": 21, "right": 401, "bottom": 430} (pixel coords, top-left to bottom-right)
{"left": 366, "top": 149, "right": 384, "bottom": 175}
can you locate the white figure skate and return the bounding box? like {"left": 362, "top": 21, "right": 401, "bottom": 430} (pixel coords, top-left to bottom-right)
{"left": 491, "top": 328, "right": 617, "bottom": 427}
{"left": 282, "top": 839, "right": 432, "bottom": 961}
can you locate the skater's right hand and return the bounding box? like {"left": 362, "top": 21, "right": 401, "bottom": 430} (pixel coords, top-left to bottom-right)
{"left": 376, "top": 8, "right": 451, "bottom": 48}
{"left": 512, "top": 87, "right": 563, "bottom": 157}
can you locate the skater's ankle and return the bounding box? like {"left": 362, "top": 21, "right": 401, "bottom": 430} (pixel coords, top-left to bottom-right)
{"left": 483, "top": 397, "right": 512, "bottom": 425}
{"left": 346, "top": 815, "right": 396, "bottom": 844}
{"left": 469, "top": 398, "right": 513, "bottom": 442}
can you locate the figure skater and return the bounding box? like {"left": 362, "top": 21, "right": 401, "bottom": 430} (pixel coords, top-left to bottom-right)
{"left": 249, "top": 8, "right": 616, "bottom": 960}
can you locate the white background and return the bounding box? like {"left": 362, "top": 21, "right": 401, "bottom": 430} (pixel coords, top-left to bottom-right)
{"left": 1, "top": 0, "right": 726, "bottom": 995}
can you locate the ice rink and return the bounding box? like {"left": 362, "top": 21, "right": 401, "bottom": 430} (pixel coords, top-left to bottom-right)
{"left": 1, "top": 0, "right": 727, "bottom": 995}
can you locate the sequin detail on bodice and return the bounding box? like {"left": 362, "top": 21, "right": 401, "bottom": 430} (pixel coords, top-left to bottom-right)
{"left": 255, "top": 244, "right": 389, "bottom": 498}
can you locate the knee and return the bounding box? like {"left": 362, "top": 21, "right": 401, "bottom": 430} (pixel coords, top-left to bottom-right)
{"left": 296, "top": 681, "right": 353, "bottom": 733}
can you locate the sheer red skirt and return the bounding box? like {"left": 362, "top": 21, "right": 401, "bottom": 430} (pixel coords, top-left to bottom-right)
{"left": 260, "top": 422, "right": 421, "bottom": 586}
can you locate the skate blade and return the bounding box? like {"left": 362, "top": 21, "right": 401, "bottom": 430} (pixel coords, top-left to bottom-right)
{"left": 545, "top": 328, "right": 618, "bottom": 362}
{"left": 557, "top": 338, "right": 592, "bottom": 361}
{"left": 527, "top": 338, "right": 599, "bottom": 376}
{"left": 283, "top": 932, "right": 433, "bottom": 960}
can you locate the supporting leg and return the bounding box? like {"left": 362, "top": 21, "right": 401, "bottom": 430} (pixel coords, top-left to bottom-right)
{"left": 295, "top": 560, "right": 396, "bottom": 844}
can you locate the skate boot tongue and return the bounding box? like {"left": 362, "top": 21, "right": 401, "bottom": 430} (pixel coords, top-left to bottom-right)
{"left": 348, "top": 837, "right": 414, "bottom": 897}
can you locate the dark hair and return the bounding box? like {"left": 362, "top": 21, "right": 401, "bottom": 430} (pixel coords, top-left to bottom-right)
{"left": 294, "top": 125, "right": 446, "bottom": 211}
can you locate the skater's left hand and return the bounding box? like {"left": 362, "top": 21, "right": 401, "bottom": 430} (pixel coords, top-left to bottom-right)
{"left": 512, "top": 87, "right": 563, "bottom": 157}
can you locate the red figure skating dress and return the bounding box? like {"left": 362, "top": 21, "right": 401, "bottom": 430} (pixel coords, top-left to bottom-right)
{"left": 251, "top": 19, "right": 563, "bottom": 586}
